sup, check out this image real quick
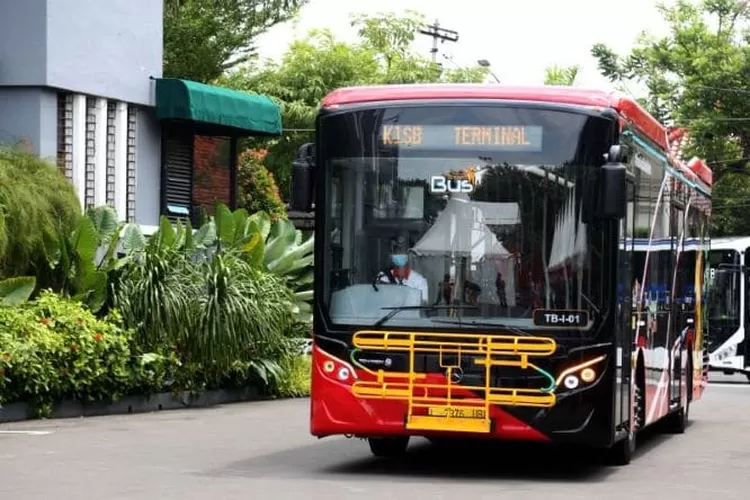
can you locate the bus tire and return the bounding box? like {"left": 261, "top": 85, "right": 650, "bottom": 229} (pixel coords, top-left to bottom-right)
{"left": 607, "top": 368, "right": 646, "bottom": 466}
{"left": 368, "top": 436, "right": 409, "bottom": 458}
{"left": 608, "top": 428, "right": 635, "bottom": 466}
{"left": 606, "top": 382, "right": 642, "bottom": 466}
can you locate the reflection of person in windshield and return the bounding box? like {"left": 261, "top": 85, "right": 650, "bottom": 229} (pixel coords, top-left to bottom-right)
{"left": 375, "top": 242, "right": 429, "bottom": 303}
{"left": 435, "top": 273, "right": 454, "bottom": 305}
{"left": 496, "top": 272, "right": 507, "bottom": 307}
{"left": 464, "top": 280, "right": 481, "bottom": 305}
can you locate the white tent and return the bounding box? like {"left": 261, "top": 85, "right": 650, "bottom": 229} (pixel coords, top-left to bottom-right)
{"left": 410, "top": 196, "right": 517, "bottom": 261}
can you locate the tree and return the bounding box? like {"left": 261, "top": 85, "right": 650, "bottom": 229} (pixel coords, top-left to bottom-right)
{"left": 163, "top": 0, "right": 309, "bottom": 83}
{"left": 590, "top": 0, "right": 750, "bottom": 235}
{"left": 219, "top": 10, "right": 489, "bottom": 199}
{"left": 544, "top": 62, "right": 622, "bottom": 103}
{"left": 544, "top": 65, "right": 580, "bottom": 86}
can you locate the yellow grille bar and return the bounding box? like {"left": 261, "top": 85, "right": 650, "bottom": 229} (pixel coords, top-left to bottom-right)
{"left": 353, "top": 381, "right": 556, "bottom": 407}
{"left": 351, "top": 330, "right": 558, "bottom": 434}
{"left": 353, "top": 330, "right": 556, "bottom": 356}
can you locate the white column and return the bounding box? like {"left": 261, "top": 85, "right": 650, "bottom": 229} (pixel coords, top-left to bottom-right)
{"left": 94, "top": 98, "right": 108, "bottom": 207}
{"left": 71, "top": 94, "right": 87, "bottom": 209}
{"left": 114, "top": 102, "right": 128, "bottom": 221}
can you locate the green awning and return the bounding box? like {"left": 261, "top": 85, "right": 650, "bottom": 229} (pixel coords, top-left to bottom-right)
{"left": 154, "top": 78, "right": 281, "bottom": 136}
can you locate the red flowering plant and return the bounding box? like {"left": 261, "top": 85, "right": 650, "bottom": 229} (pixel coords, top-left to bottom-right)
{"left": 0, "top": 291, "right": 173, "bottom": 413}
{"left": 236, "top": 148, "right": 287, "bottom": 221}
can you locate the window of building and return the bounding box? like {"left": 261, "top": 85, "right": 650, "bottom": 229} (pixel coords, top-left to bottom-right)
{"left": 160, "top": 121, "right": 239, "bottom": 225}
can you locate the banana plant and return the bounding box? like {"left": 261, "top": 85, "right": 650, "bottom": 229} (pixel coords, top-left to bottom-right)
{"left": 214, "top": 205, "right": 314, "bottom": 322}
{"left": 260, "top": 214, "right": 314, "bottom": 323}
{"left": 0, "top": 276, "right": 36, "bottom": 306}
{"left": 44, "top": 205, "right": 127, "bottom": 313}
{"left": 202, "top": 204, "right": 314, "bottom": 322}
{"left": 116, "top": 203, "right": 315, "bottom": 323}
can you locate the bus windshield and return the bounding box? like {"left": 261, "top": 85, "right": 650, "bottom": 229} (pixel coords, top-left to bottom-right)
{"left": 707, "top": 249, "right": 741, "bottom": 324}
{"left": 319, "top": 104, "right": 615, "bottom": 333}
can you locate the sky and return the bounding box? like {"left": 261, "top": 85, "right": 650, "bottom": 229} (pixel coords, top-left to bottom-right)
{"left": 254, "top": 0, "right": 673, "bottom": 97}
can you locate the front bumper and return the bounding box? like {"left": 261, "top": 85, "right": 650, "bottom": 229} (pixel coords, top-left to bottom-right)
{"left": 310, "top": 331, "right": 613, "bottom": 446}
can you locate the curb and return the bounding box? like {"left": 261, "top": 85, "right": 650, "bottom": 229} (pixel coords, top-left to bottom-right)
{"left": 0, "top": 387, "right": 267, "bottom": 423}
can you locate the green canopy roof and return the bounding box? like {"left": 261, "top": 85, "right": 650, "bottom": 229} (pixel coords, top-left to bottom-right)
{"left": 154, "top": 78, "right": 281, "bottom": 136}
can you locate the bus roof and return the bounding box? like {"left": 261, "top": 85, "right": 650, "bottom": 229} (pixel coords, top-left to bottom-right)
{"left": 322, "top": 84, "right": 659, "bottom": 142}
{"left": 710, "top": 237, "right": 750, "bottom": 252}
{"left": 321, "top": 84, "right": 712, "bottom": 187}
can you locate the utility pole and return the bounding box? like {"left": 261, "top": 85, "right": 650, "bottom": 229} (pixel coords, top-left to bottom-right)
{"left": 418, "top": 20, "right": 459, "bottom": 63}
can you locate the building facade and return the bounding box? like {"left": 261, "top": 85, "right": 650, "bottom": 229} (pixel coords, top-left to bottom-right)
{"left": 0, "top": 0, "right": 162, "bottom": 225}
{"left": 0, "top": 0, "right": 281, "bottom": 229}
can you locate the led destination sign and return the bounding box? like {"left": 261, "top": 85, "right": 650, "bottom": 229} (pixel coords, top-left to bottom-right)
{"left": 379, "top": 125, "right": 543, "bottom": 152}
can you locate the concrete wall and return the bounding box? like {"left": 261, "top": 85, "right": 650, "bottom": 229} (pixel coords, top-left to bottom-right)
{"left": 0, "top": 0, "right": 48, "bottom": 85}
{"left": 46, "top": 0, "right": 163, "bottom": 106}
{"left": 0, "top": 0, "right": 165, "bottom": 226}
{"left": 0, "top": 87, "right": 58, "bottom": 159}
{"left": 0, "top": 0, "right": 162, "bottom": 105}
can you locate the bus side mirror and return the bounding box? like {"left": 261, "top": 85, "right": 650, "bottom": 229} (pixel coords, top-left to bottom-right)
{"left": 290, "top": 143, "right": 315, "bottom": 212}
{"left": 597, "top": 145, "right": 627, "bottom": 220}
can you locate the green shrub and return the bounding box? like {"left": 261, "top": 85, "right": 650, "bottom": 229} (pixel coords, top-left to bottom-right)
{"left": 0, "top": 292, "right": 185, "bottom": 411}
{"left": 0, "top": 288, "right": 311, "bottom": 412}
{"left": 237, "top": 148, "right": 287, "bottom": 221}
{"left": 113, "top": 213, "right": 298, "bottom": 390}
{"left": 273, "top": 355, "right": 311, "bottom": 397}
{"left": 286, "top": 321, "right": 312, "bottom": 338}
{"left": 0, "top": 292, "right": 134, "bottom": 409}
{"left": 0, "top": 147, "right": 81, "bottom": 280}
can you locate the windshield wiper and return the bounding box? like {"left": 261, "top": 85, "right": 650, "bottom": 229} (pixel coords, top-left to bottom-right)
{"left": 374, "top": 305, "right": 477, "bottom": 327}
{"left": 431, "top": 319, "right": 532, "bottom": 336}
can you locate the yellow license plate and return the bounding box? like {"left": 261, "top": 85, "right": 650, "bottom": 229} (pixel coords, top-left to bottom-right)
{"left": 427, "top": 406, "right": 487, "bottom": 419}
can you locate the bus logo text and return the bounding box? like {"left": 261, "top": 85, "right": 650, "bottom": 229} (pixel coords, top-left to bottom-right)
{"left": 430, "top": 175, "right": 474, "bottom": 194}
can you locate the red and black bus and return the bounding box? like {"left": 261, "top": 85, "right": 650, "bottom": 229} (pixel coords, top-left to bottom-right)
{"left": 289, "top": 84, "right": 711, "bottom": 465}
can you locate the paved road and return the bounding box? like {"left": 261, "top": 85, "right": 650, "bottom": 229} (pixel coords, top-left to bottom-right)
{"left": 2, "top": 373, "right": 750, "bottom": 500}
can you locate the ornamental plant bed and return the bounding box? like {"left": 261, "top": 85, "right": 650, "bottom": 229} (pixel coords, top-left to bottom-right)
{"left": 0, "top": 387, "right": 265, "bottom": 423}
{"left": 0, "top": 292, "right": 297, "bottom": 421}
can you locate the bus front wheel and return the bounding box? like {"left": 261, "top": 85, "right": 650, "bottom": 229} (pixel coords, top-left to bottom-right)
{"left": 368, "top": 436, "right": 410, "bottom": 458}
{"left": 606, "top": 381, "right": 643, "bottom": 466}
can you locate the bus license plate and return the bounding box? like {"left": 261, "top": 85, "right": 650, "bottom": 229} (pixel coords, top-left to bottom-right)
{"left": 427, "top": 407, "right": 486, "bottom": 419}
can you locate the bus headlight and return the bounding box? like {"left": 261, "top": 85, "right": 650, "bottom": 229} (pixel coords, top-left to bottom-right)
{"left": 555, "top": 355, "right": 606, "bottom": 392}
{"left": 580, "top": 367, "right": 596, "bottom": 383}
{"left": 317, "top": 348, "right": 358, "bottom": 383}
{"left": 563, "top": 375, "right": 580, "bottom": 389}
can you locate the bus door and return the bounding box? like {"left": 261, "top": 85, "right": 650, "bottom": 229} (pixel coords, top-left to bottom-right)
{"left": 668, "top": 204, "right": 686, "bottom": 406}
{"left": 616, "top": 179, "right": 635, "bottom": 427}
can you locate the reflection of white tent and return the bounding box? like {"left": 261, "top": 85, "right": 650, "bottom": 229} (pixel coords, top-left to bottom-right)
{"left": 546, "top": 186, "right": 589, "bottom": 310}
{"left": 548, "top": 187, "right": 587, "bottom": 271}
{"left": 410, "top": 195, "right": 518, "bottom": 307}
{"left": 411, "top": 196, "right": 517, "bottom": 261}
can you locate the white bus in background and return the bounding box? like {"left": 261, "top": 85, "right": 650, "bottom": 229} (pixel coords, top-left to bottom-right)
{"left": 706, "top": 237, "right": 749, "bottom": 380}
